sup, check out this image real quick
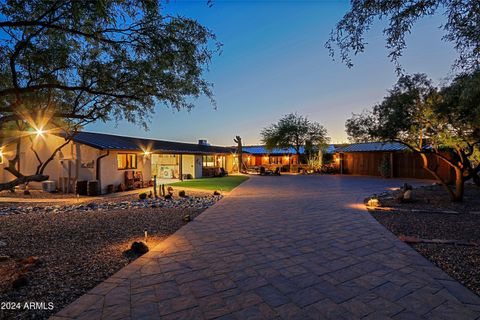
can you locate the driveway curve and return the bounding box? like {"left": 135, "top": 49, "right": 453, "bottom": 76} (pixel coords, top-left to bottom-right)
{"left": 55, "top": 175, "right": 480, "bottom": 320}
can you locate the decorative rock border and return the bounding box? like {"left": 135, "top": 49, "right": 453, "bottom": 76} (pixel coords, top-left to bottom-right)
{"left": 398, "top": 235, "right": 479, "bottom": 247}
{"left": 0, "top": 195, "right": 223, "bottom": 216}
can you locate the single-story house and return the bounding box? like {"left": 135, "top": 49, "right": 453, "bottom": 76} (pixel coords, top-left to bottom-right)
{"left": 334, "top": 142, "right": 454, "bottom": 181}
{"left": 241, "top": 146, "right": 303, "bottom": 168}
{"left": 0, "top": 131, "right": 237, "bottom": 194}
{"left": 241, "top": 145, "right": 337, "bottom": 171}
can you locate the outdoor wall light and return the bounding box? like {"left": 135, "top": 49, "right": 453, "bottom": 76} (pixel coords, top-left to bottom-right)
{"left": 35, "top": 128, "right": 45, "bottom": 137}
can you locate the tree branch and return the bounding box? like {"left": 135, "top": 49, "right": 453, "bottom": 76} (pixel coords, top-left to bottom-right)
{"left": 0, "top": 84, "right": 140, "bottom": 100}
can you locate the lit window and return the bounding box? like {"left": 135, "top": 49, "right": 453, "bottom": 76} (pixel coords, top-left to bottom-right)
{"left": 117, "top": 153, "right": 137, "bottom": 170}
{"left": 203, "top": 155, "right": 215, "bottom": 167}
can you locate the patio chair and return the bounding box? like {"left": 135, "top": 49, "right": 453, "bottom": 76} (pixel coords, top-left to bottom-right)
{"left": 124, "top": 171, "right": 135, "bottom": 190}
{"left": 220, "top": 167, "right": 228, "bottom": 177}
{"left": 273, "top": 167, "right": 281, "bottom": 176}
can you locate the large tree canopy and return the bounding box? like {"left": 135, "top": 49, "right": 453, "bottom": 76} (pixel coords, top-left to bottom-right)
{"left": 0, "top": 0, "right": 218, "bottom": 190}
{"left": 346, "top": 72, "right": 480, "bottom": 201}
{"left": 0, "top": 0, "right": 217, "bottom": 132}
{"left": 326, "top": 0, "right": 480, "bottom": 72}
{"left": 261, "top": 113, "right": 329, "bottom": 160}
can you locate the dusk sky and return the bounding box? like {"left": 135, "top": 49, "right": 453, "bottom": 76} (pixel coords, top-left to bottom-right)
{"left": 87, "top": 0, "right": 457, "bottom": 146}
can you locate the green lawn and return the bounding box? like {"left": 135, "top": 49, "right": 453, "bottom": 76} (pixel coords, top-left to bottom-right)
{"left": 168, "top": 175, "right": 249, "bottom": 192}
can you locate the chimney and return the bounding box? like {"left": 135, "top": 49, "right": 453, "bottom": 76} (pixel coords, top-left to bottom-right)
{"left": 198, "top": 139, "right": 210, "bottom": 146}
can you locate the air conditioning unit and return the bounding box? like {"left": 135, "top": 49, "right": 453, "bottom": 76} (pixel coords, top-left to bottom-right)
{"left": 42, "top": 180, "right": 56, "bottom": 193}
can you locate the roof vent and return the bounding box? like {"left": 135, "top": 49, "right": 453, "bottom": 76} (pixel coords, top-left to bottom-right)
{"left": 198, "top": 139, "right": 210, "bottom": 146}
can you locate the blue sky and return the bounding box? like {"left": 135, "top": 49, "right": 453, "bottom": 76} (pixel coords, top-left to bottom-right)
{"left": 87, "top": 0, "right": 457, "bottom": 145}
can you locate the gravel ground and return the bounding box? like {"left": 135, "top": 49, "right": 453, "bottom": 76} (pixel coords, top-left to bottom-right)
{"left": 0, "top": 189, "right": 82, "bottom": 199}
{"left": 371, "top": 183, "right": 480, "bottom": 297}
{"left": 0, "top": 193, "right": 217, "bottom": 319}
{"left": 376, "top": 183, "right": 480, "bottom": 213}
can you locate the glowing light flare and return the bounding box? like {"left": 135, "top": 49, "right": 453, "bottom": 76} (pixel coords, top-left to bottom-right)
{"left": 35, "top": 128, "right": 45, "bottom": 137}
{"left": 345, "top": 203, "right": 368, "bottom": 211}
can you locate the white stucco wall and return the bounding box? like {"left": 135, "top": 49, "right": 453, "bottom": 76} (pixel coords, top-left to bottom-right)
{"left": 0, "top": 135, "right": 78, "bottom": 190}
{"left": 98, "top": 151, "right": 151, "bottom": 193}
{"left": 194, "top": 155, "right": 203, "bottom": 179}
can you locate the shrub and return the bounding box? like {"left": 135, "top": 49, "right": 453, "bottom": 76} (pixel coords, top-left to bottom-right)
{"left": 179, "top": 190, "right": 186, "bottom": 197}
{"left": 139, "top": 192, "right": 147, "bottom": 200}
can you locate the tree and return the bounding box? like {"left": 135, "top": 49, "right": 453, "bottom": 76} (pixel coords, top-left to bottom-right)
{"left": 345, "top": 72, "right": 480, "bottom": 202}
{"left": 261, "top": 113, "right": 329, "bottom": 162}
{"left": 326, "top": 0, "right": 480, "bottom": 73}
{"left": 0, "top": 0, "right": 218, "bottom": 191}
{"left": 233, "top": 135, "right": 246, "bottom": 173}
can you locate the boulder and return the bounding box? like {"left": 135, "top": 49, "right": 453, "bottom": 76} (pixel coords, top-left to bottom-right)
{"left": 12, "top": 274, "right": 28, "bottom": 289}
{"left": 131, "top": 241, "right": 149, "bottom": 255}
{"left": 366, "top": 198, "right": 381, "bottom": 207}
{"left": 403, "top": 183, "right": 413, "bottom": 191}
{"left": 403, "top": 190, "right": 413, "bottom": 201}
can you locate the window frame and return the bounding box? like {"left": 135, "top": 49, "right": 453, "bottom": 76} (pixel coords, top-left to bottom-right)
{"left": 117, "top": 153, "right": 138, "bottom": 170}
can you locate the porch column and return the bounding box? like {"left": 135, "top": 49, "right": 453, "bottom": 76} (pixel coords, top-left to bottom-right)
{"left": 179, "top": 154, "right": 183, "bottom": 181}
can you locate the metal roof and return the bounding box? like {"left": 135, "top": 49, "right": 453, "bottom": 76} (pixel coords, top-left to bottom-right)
{"left": 242, "top": 145, "right": 337, "bottom": 155}
{"left": 242, "top": 145, "right": 305, "bottom": 155}
{"left": 71, "top": 132, "right": 235, "bottom": 154}
{"left": 335, "top": 142, "right": 408, "bottom": 153}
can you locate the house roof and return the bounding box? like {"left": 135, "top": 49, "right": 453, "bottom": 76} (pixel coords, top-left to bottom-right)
{"left": 335, "top": 141, "right": 408, "bottom": 153}
{"left": 242, "top": 145, "right": 305, "bottom": 155}
{"left": 71, "top": 131, "right": 235, "bottom": 154}
{"left": 242, "top": 144, "right": 337, "bottom": 155}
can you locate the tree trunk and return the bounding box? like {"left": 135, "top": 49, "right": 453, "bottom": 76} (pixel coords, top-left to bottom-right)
{"left": 419, "top": 153, "right": 456, "bottom": 201}
{"left": 0, "top": 174, "right": 49, "bottom": 191}
{"left": 473, "top": 173, "right": 480, "bottom": 187}
{"left": 234, "top": 136, "right": 244, "bottom": 173}
{"left": 453, "top": 168, "right": 465, "bottom": 202}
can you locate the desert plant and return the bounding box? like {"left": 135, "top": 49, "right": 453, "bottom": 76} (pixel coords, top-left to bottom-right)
{"left": 378, "top": 154, "right": 391, "bottom": 178}
{"left": 307, "top": 155, "right": 322, "bottom": 172}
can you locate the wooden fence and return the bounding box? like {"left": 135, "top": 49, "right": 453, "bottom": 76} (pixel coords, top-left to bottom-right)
{"left": 340, "top": 151, "right": 454, "bottom": 181}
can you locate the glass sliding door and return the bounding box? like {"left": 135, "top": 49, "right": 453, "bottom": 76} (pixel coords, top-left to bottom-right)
{"left": 151, "top": 154, "right": 180, "bottom": 179}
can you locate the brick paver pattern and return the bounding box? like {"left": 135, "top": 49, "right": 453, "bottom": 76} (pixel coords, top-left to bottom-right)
{"left": 54, "top": 175, "right": 480, "bottom": 319}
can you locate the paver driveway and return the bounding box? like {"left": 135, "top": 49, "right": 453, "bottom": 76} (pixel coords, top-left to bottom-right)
{"left": 55, "top": 175, "right": 480, "bottom": 320}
